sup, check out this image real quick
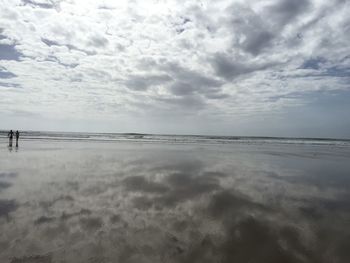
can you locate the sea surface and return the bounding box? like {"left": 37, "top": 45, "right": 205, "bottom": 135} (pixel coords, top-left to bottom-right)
{"left": 1, "top": 130, "right": 349, "bottom": 146}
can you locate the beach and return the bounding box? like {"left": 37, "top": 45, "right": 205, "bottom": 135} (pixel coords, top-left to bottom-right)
{"left": 0, "top": 138, "right": 350, "bottom": 263}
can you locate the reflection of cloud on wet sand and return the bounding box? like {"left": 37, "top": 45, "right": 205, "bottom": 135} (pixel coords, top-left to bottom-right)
{"left": 124, "top": 171, "right": 223, "bottom": 209}
{"left": 271, "top": 170, "right": 350, "bottom": 190}
{"left": 0, "top": 181, "right": 12, "bottom": 192}
{"left": 206, "top": 190, "right": 268, "bottom": 218}
{"left": 115, "top": 156, "right": 350, "bottom": 262}
{"left": 0, "top": 172, "right": 17, "bottom": 193}
{"left": 120, "top": 157, "right": 227, "bottom": 210}
{"left": 10, "top": 254, "right": 52, "bottom": 263}
{"left": 218, "top": 216, "right": 315, "bottom": 263}
{"left": 34, "top": 216, "right": 55, "bottom": 225}
{"left": 0, "top": 143, "right": 349, "bottom": 262}
{"left": 123, "top": 176, "right": 169, "bottom": 194}
{"left": 0, "top": 172, "right": 18, "bottom": 178}
{"left": 39, "top": 195, "right": 75, "bottom": 211}
{"left": 152, "top": 171, "right": 222, "bottom": 207}
{"left": 0, "top": 199, "right": 17, "bottom": 218}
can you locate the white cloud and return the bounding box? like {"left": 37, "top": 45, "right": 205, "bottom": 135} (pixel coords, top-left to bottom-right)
{"left": 0, "top": 0, "right": 349, "bottom": 136}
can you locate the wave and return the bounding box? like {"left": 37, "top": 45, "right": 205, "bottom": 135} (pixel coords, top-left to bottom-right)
{"left": 0, "top": 130, "right": 349, "bottom": 146}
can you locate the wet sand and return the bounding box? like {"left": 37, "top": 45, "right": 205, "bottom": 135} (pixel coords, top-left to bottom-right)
{"left": 0, "top": 140, "right": 350, "bottom": 263}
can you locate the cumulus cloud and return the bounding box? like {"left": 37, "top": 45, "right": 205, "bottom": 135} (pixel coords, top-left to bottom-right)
{"left": 264, "top": 0, "right": 311, "bottom": 27}
{"left": 0, "top": 0, "right": 349, "bottom": 136}
{"left": 21, "top": 0, "right": 56, "bottom": 9}
{"left": 0, "top": 66, "right": 17, "bottom": 78}
{"left": 125, "top": 74, "right": 172, "bottom": 91}
{"left": 210, "top": 53, "right": 276, "bottom": 80}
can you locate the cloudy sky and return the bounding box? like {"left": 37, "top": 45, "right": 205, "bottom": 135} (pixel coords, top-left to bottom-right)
{"left": 0, "top": 0, "right": 349, "bottom": 138}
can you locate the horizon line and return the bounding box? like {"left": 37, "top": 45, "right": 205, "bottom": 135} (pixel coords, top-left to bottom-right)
{"left": 0, "top": 129, "right": 349, "bottom": 141}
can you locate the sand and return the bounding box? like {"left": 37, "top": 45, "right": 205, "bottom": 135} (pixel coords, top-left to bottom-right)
{"left": 0, "top": 139, "right": 350, "bottom": 263}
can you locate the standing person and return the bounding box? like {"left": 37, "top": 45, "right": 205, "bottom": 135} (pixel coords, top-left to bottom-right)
{"left": 8, "top": 130, "right": 13, "bottom": 147}
{"left": 15, "top": 130, "right": 19, "bottom": 147}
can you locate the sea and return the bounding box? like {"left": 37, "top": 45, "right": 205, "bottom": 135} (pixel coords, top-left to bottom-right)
{"left": 1, "top": 130, "right": 349, "bottom": 146}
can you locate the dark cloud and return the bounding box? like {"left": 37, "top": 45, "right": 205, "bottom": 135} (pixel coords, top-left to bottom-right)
{"left": 44, "top": 55, "right": 79, "bottom": 69}
{"left": 0, "top": 44, "right": 22, "bottom": 61}
{"left": 0, "top": 30, "right": 6, "bottom": 40}
{"left": 227, "top": 0, "right": 310, "bottom": 56}
{"left": 210, "top": 53, "right": 273, "bottom": 80}
{"left": 156, "top": 95, "right": 207, "bottom": 110}
{"left": 169, "top": 78, "right": 226, "bottom": 99}
{"left": 98, "top": 4, "right": 117, "bottom": 10}
{"left": 293, "top": 63, "right": 350, "bottom": 79}
{"left": 162, "top": 63, "right": 225, "bottom": 98}
{"left": 41, "top": 38, "right": 61, "bottom": 47}
{"left": 170, "top": 81, "right": 195, "bottom": 96}
{"left": 0, "top": 82, "right": 22, "bottom": 88}
{"left": 41, "top": 38, "right": 96, "bottom": 56}
{"left": 125, "top": 74, "right": 172, "bottom": 91}
{"left": 211, "top": 54, "right": 250, "bottom": 80}
{"left": 228, "top": 5, "right": 275, "bottom": 55}
{"left": 205, "top": 92, "right": 230, "bottom": 100}
{"left": 265, "top": 0, "right": 311, "bottom": 26}
{"left": 323, "top": 66, "right": 350, "bottom": 78}
{"left": 21, "top": 0, "right": 54, "bottom": 9}
{"left": 89, "top": 35, "right": 109, "bottom": 47}
{"left": 173, "top": 17, "right": 193, "bottom": 34}
{"left": 241, "top": 30, "right": 274, "bottom": 56}
{"left": 301, "top": 57, "right": 327, "bottom": 70}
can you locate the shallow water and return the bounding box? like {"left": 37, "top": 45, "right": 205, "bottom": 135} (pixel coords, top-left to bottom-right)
{"left": 0, "top": 140, "right": 350, "bottom": 263}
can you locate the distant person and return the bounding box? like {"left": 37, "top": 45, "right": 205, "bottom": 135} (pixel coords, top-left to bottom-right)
{"left": 16, "top": 130, "right": 19, "bottom": 147}
{"left": 8, "top": 130, "right": 13, "bottom": 147}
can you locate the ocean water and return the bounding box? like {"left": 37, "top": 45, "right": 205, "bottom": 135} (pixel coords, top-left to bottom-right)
{"left": 1, "top": 130, "right": 349, "bottom": 146}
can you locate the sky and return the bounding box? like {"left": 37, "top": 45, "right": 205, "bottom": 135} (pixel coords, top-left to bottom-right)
{"left": 0, "top": 0, "right": 349, "bottom": 138}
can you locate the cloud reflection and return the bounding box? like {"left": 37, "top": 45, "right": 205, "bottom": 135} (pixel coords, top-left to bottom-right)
{"left": 0, "top": 199, "right": 17, "bottom": 218}
{"left": 0, "top": 143, "right": 349, "bottom": 263}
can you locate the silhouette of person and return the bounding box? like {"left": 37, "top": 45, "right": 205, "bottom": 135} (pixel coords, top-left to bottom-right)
{"left": 8, "top": 130, "right": 13, "bottom": 147}
{"left": 15, "top": 130, "right": 19, "bottom": 147}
